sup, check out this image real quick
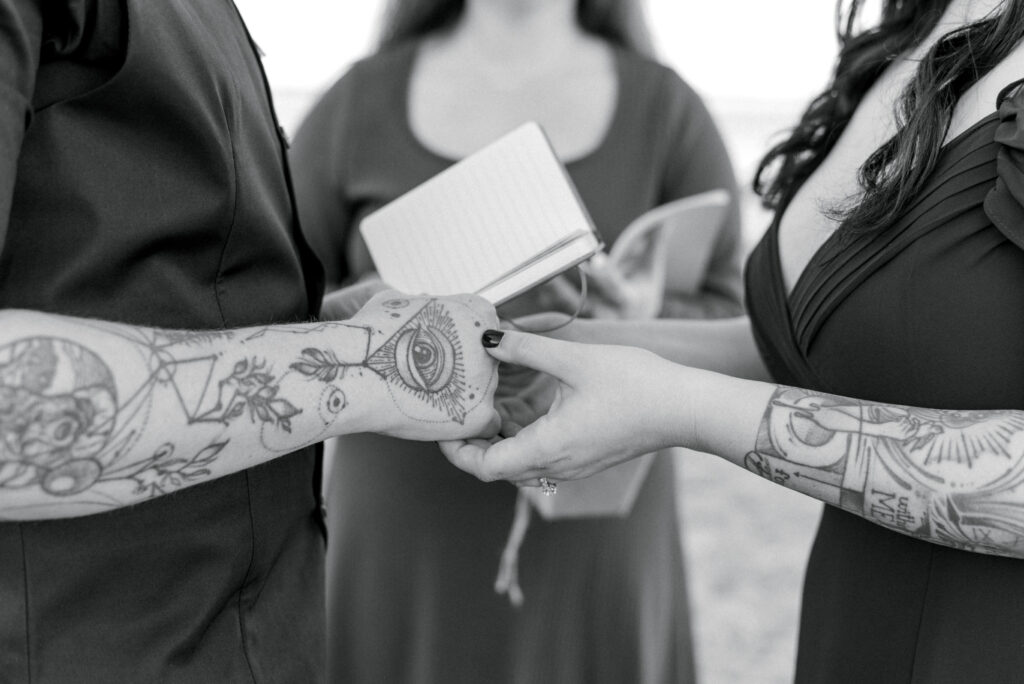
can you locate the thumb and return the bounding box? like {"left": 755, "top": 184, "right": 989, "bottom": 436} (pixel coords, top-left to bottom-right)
{"left": 482, "top": 330, "right": 580, "bottom": 382}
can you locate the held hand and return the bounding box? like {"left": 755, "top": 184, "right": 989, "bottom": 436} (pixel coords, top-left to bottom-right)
{"left": 440, "top": 331, "right": 689, "bottom": 486}
{"left": 346, "top": 290, "right": 501, "bottom": 441}
{"left": 491, "top": 316, "right": 598, "bottom": 430}
{"left": 494, "top": 362, "right": 558, "bottom": 434}
{"left": 320, "top": 275, "right": 390, "bottom": 320}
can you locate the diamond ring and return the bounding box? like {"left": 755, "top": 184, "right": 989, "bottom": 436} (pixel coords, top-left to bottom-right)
{"left": 539, "top": 477, "right": 558, "bottom": 496}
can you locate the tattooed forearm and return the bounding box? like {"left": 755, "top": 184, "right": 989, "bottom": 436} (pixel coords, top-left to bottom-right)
{"left": 745, "top": 386, "right": 1024, "bottom": 557}
{"left": 0, "top": 337, "right": 303, "bottom": 501}
{"left": 0, "top": 296, "right": 497, "bottom": 519}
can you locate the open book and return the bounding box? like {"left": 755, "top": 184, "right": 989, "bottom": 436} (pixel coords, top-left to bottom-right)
{"left": 607, "top": 187, "right": 731, "bottom": 300}
{"left": 359, "top": 122, "right": 603, "bottom": 304}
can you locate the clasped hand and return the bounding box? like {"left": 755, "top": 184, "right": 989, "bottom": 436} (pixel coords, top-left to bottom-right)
{"left": 326, "top": 283, "right": 502, "bottom": 442}
{"left": 439, "top": 331, "right": 691, "bottom": 487}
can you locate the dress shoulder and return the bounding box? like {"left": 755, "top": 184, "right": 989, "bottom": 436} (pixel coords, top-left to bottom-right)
{"left": 308, "top": 43, "right": 411, "bottom": 114}
{"left": 616, "top": 50, "right": 703, "bottom": 109}
{"left": 984, "top": 78, "right": 1024, "bottom": 250}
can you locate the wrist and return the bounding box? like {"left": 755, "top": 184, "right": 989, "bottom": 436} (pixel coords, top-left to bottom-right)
{"left": 654, "top": 361, "right": 704, "bottom": 452}
{"left": 686, "top": 371, "right": 777, "bottom": 459}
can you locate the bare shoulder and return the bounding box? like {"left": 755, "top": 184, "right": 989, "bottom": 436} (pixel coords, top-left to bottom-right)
{"left": 948, "top": 36, "right": 1024, "bottom": 139}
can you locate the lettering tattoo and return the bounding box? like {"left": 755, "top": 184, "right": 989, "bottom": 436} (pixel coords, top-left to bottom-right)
{"left": 0, "top": 298, "right": 493, "bottom": 515}
{"left": 745, "top": 387, "right": 1024, "bottom": 556}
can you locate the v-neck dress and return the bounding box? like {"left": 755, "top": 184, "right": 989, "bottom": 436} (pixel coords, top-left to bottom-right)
{"left": 745, "top": 79, "right": 1024, "bottom": 683}
{"left": 291, "top": 42, "right": 742, "bottom": 684}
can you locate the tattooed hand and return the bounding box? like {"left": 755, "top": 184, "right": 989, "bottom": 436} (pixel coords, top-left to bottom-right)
{"left": 324, "top": 290, "right": 502, "bottom": 441}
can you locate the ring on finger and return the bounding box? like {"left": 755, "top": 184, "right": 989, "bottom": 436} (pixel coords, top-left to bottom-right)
{"left": 539, "top": 477, "right": 558, "bottom": 496}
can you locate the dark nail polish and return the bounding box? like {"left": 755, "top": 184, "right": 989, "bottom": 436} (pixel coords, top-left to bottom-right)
{"left": 481, "top": 330, "right": 504, "bottom": 348}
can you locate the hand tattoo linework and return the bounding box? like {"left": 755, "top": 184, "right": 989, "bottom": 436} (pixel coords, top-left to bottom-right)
{"left": 290, "top": 299, "right": 476, "bottom": 425}
{"left": 746, "top": 387, "right": 1024, "bottom": 556}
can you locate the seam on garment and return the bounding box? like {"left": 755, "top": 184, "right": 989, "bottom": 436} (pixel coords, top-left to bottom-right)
{"left": 212, "top": 86, "right": 242, "bottom": 329}
{"left": 906, "top": 544, "right": 936, "bottom": 683}
{"left": 19, "top": 525, "right": 30, "bottom": 684}
{"left": 236, "top": 469, "right": 259, "bottom": 684}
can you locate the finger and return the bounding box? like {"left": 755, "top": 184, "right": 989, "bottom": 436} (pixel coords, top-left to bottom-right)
{"left": 497, "top": 396, "right": 538, "bottom": 427}
{"left": 438, "top": 439, "right": 497, "bottom": 481}
{"left": 481, "top": 330, "right": 582, "bottom": 381}
{"left": 500, "top": 311, "right": 569, "bottom": 334}
{"left": 440, "top": 431, "right": 542, "bottom": 483}
{"left": 500, "top": 420, "right": 524, "bottom": 438}
{"left": 478, "top": 409, "right": 502, "bottom": 440}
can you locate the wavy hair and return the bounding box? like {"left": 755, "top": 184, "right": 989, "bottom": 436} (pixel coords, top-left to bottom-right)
{"left": 375, "top": 0, "right": 655, "bottom": 56}
{"left": 755, "top": 0, "right": 1024, "bottom": 236}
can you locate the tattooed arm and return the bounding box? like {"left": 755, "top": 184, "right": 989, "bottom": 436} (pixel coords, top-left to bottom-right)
{"left": 442, "top": 332, "right": 1024, "bottom": 558}
{"left": 0, "top": 292, "right": 499, "bottom": 520}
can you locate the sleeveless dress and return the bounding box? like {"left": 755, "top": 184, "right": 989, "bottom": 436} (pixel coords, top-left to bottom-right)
{"left": 0, "top": 1, "right": 326, "bottom": 681}
{"left": 745, "top": 79, "right": 1024, "bottom": 683}
{"left": 291, "top": 43, "right": 742, "bottom": 684}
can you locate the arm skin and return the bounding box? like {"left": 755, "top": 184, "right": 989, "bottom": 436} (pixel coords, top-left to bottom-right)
{"left": 443, "top": 332, "right": 1024, "bottom": 559}
{"left": 514, "top": 312, "right": 770, "bottom": 381}
{"left": 0, "top": 292, "right": 499, "bottom": 520}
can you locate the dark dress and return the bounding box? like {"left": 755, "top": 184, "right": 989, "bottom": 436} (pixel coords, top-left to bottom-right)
{"left": 745, "top": 79, "right": 1024, "bottom": 683}
{"left": 291, "top": 43, "right": 742, "bottom": 683}
{"left": 0, "top": 1, "right": 326, "bottom": 681}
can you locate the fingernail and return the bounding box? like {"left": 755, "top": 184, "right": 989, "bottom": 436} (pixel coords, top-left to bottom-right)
{"left": 482, "top": 330, "right": 504, "bottom": 348}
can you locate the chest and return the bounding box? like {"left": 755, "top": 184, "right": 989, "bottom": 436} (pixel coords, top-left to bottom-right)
{"left": 407, "top": 47, "right": 617, "bottom": 162}
{"left": 776, "top": 58, "right": 921, "bottom": 295}
{"left": 5, "top": 0, "right": 313, "bottom": 326}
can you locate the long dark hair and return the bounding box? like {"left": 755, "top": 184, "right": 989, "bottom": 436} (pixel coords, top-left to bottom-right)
{"left": 755, "top": 0, "right": 1024, "bottom": 236}
{"left": 375, "top": 0, "right": 655, "bottom": 56}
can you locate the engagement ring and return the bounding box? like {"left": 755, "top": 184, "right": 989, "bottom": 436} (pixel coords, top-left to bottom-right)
{"left": 539, "top": 477, "right": 558, "bottom": 496}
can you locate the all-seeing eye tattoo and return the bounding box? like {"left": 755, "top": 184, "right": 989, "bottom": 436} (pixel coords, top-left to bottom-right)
{"left": 291, "top": 299, "right": 477, "bottom": 424}
{"left": 746, "top": 386, "right": 1024, "bottom": 556}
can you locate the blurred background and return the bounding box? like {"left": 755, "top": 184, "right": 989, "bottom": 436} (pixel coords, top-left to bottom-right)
{"left": 235, "top": 2, "right": 832, "bottom": 681}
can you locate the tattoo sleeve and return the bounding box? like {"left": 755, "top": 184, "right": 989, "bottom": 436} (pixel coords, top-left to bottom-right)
{"left": 745, "top": 386, "right": 1024, "bottom": 557}
{"left": 0, "top": 298, "right": 496, "bottom": 519}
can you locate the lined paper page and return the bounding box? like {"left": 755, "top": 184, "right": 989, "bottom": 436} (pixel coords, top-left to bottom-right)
{"left": 360, "top": 123, "right": 601, "bottom": 303}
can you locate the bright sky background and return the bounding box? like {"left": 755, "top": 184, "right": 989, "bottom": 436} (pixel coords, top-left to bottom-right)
{"left": 235, "top": 1, "right": 839, "bottom": 111}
